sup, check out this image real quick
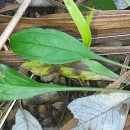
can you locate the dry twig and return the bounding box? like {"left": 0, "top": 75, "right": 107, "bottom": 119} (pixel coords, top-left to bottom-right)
{"left": 0, "top": 4, "right": 20, "bottom": 13}
{"left": 60, "top": 118, "right": 79, "bottom": 130}
{"left": 0, "top": 0, "right": 31, "bottom": 129}
{"left": 0, "top": 0, "right": 31, "bottom": 50}
{"left": 106, "top": 70, "right": 130, "bottom": 89}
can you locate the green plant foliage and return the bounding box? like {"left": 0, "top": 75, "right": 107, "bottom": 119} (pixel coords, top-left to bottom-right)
{"left": 10, "top": 28, "right": 95, "bottom": 64}
{"left": 82, "top": 59, "right": 119, "bottom": 78}
{"left": 63, "top": 0, "right": 120, "bottom": 79}
{"left": 86, "top": 8, "right": 94, "bottom": 26}
{"left": 0, "top": 64, "right": 129, "bottom": 100}
{"left": 22, "top": 61, "right": 45, "bottom": 67}
{"left": 10, "top": 28, "right": 130, "bottom": 70}
{"left": 63, "top": 0, "right": 92, "bottom": 47}
{"left": 0, "top": 0, "right": 128, "bottom": 101}
{"left": 79, "top": 0, "right": 117, "bottom": 11}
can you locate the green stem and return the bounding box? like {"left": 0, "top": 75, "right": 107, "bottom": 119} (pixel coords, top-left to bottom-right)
{"left": 50, "top": 86, "right": 130, "bottom": 93}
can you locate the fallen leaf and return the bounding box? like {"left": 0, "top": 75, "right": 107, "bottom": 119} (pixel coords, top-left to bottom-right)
{"left": 12, "top": 108, "right": 42, "bottom": 130}
{"left": 68, "top": 93, "right": 130, "bottom": 130}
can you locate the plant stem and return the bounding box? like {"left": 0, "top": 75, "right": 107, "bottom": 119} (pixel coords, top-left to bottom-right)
{"left": 0, "top": 0, "right": 31, "bottom": 128}
{"left": 0, "top": 0, "right": 32, "bottom": 50}
{"left": 0, "top": 100, "right": 16, "bottom": 129}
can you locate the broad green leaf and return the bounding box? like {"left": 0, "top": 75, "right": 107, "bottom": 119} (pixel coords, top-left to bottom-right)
{"left": 0, "top": 64, "right": 129, "bottom": 100}
{"left": 10, "top": 28, "right": 93, "bottom": 64}
{"left": 10, "top": 28, "right": 130, "bottom": 71}
{"left": 79, "top": 0, "right": 117, "bottom": 11}
{"left": 63, "top": 0, "right": 91, "bottom": 47}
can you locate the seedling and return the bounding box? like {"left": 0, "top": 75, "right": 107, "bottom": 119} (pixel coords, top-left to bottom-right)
{"left": 63, "top": 0, "right": 94, "bottom": 47}
{"left": 0, "top": 0, "right": 129, "bottom": 100}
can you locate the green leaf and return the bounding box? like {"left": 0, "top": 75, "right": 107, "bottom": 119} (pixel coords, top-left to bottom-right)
{"left": 10, "top": 28, "right": 94, "bottom": 64}
{"left": 0, "top": 64, "right": 129, "bottom": 100}
{"left": 22, "top": 61, "right": 46, "bottom": 67}
{"left": 10, "top": 28, "right": 130, "bottom": 71}
{"left": 86, "top": 8, "right": 94, "bottom": 26}
{"left": 79, "top": 0, "right": 117, "bottom": 11}
{"left": 63, "top": 0, "right": 119, "bottom": 80}
{"left": 63, "top": 0, "right": 91, "bottom": 47}
{"left": 82, "top": 59, "right": 119, "bottom": 79}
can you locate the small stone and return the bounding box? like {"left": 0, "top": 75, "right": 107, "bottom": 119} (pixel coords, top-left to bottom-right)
{"left": 40, "top": 72, "right": 59, "bottom": 82}
{"left": 53, "top": 102, "right": 65, "bottom": 110}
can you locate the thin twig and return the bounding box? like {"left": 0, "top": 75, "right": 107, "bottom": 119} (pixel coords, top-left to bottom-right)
{"left": 119, "top": 54, "right": 130, "bottom": 88}
{"left": 0, "top": 4, "right": 20, "bottom": 14}
{"left": 0, "top": 0, "right": 31, "bottom": 128}
{"left": 106, "top": 70, "right": 130, "bottom": 89}
{"left": 0, "top": 0, "right": 32, "bottom": 50}
{"left": 60, "top": 118, "right": 79, "bottom": 130}
{"left": 120, "top": 54, "right": 130, "bottom": 76}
